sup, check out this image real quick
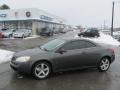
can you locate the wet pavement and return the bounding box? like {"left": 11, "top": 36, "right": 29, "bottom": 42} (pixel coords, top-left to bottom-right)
{"left": 0, "top": 31, "right": 120, "bottom": 90}
{"left": 0, "top": 31, "right": 76, "bottom": 52}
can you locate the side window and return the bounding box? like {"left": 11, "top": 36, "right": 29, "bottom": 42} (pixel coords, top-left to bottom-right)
{"left": 62, "top": 40, "right": 96, "bottom": 50}
{"left": 62, "top": 41, "right": 85, "bottom": 50}
{"left": 84, "top": 41, "right": 96, "bottom": 48}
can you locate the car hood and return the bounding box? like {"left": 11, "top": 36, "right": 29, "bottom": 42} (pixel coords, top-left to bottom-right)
{"left": 14, "top": 47, "right": 47, "bottom": 57}
{"left": 3, "top": 32, "right": 11, "bottom": 34}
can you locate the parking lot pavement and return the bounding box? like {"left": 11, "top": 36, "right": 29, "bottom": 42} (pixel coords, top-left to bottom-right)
{"left": 0, "top": 31, "right": 120, "bottom": 90}
{"left": 0, "top": 33, "right": 64, "bottom": 52}
{"left": 0, "top": 31, "right": 75, "bottom": 52}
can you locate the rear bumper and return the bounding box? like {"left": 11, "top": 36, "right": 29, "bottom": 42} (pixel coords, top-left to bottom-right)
{"left": 110, "top": 54, "right": 115, "bottom": 63}
{"left": 40, "top": 33, "right": 49, "bottom": 36}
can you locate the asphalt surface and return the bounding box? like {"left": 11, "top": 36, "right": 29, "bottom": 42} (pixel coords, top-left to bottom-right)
{"left": 0, "top": 31, "right": 120, "bottom": 90}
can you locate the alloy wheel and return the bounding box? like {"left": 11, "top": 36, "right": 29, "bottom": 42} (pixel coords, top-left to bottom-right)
{"left": 98, "top": 58, "right": 110, "bottom": 72}
{"left": 33, "top": 62, "right": 51, "bottom": 79}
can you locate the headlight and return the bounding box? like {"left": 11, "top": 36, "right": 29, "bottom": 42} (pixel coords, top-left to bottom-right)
{"left": 16, "top": 56, "right": 31, "bottom": 62}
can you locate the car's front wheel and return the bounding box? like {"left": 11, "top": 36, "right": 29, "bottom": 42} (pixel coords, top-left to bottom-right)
{"left": 98, "top": 58, "right": 110, "bottom": 72}
{"left": 32, "top": 62, "right": 51, "bottom": 79}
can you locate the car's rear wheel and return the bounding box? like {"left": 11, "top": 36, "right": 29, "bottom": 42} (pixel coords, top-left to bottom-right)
{"left": 98, "top": 58, "right": 110, "bottom": 72}
{"left": 32, "top": 62, "right": 51, "bottom": 79}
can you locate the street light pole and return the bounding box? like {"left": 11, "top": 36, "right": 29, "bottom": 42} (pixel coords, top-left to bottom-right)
{"left": 111, "top": 1, "right": 114, "bottom": 36}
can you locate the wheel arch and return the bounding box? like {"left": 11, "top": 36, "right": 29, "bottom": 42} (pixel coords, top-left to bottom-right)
{"left": 101, "top": 56, "right": 112, "bottom": 63}
{"left": 31, "top": 59, "right": 53, "bottom": 73}
{"left": 97, "top": 56, "right": 111, "bottom": 72}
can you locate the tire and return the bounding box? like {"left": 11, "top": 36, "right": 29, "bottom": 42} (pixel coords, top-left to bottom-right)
{"left": 32, "top": 62, "right": 51, "bottom": 79}
{"left": 22, "top": 35, "right": 25, "bottom": 38}
{"left": 98, "top": 58, "right": 110, "bottom": 72}
{"left": 9, "top": 34, "right": 12, "bottom": 38}
{"left": 29, "top": 33, "right": 32, "bottom": 37}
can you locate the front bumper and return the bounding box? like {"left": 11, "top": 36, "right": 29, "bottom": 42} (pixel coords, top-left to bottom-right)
{"left": 13, "top": 34, "right": 23, "bottom": 38}
{"left": 3, "top": 34, "right": 10, "bottom": 37}
{"left": 10, "top": 61, "right": 31, "bottom": 74}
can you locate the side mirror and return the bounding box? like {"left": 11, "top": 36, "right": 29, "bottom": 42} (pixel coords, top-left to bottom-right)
{"left": 58, "top": 49, "right": 67, "bottom": 54}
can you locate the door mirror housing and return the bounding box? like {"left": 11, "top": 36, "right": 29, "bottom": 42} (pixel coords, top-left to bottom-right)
{"left": 57, "top": 48, "right": 67, "bottom": 54}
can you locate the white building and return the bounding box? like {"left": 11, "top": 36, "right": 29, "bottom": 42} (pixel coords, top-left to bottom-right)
{"left": 0, "top": 8, "right": 65, "bottom": 35}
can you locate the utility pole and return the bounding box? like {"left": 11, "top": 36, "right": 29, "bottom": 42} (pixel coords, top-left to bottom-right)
{"left": 104, "top": 20, "right": 106, "bottom": 30}
{"left": 111, "top": 1, "right": 114, "bottom": 36}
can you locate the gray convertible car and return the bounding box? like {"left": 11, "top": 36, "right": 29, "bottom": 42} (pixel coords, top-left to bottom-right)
{"left": 10, "top": 38, "right": 115, "bottom": 79}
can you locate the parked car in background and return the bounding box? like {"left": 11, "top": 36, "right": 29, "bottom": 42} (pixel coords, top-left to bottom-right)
{"left": 0, "top": 28, "right": 9, "bottom": 38}
{"left": 60, "top": 28, "right": 68, "bottom": 33}
{"left": 40, "top": 27, "right": 54, "bottom": 36}
{"left": 0, "top": 28, "right": 8, "bottom": 33}
{"left": 2, "top": 29, "right": 16, "bottom": 38}
{"left": 0, "top": 32, "right": 3, "bottom": 38}
{"left": 25, "top": 29, "right": 32, "bottom": 36}
{"left": 53, "top": 28, "right": 60, "bottom": 34}
{"left": 13, "top": 29, "right": 32, "bottom": 38}
{"left": 0, "top": 28, "right": 8, "bottom": 31}
{"left": 10, "top": 38, "right": 115, "bottom": 79}
{"left": 118, "top": 37, "right": 120, "bottom": 41}
{"left": 113, "top": 35, "right": 120, "bottom": 41}
{"left": 78, "top": 28, "right": 100, "bottom": 37}
{"left": 113, "top": 31, "right": 120, "bottom": 41}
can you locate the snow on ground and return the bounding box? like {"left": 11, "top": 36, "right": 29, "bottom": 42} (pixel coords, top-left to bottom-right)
{"left": 24, "top": 35, "right": 40, "bottom": 40}
{"left": 3, "top": 37, "right": 15, "bottom": 40}
{"left": 2, "top": 35, "right": 40, "bottom": 40}
{"left": 0, "top": 49, "right": 14, "bottom": 64}
{"left": 75, "top": 32, "right": 120, "bottom": 46}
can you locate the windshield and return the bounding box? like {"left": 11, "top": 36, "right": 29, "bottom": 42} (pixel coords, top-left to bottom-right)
{"left": 4, "top": 30, "right": 14, "bottom": 32}
{"left": 15, "top": 30, "right": 25, "bottom": 33}
{"left": 40, "top": 39, "right": 66, "bottom": 51}
{"left": 86, "top": 29, "right": 91, "bottom": 32}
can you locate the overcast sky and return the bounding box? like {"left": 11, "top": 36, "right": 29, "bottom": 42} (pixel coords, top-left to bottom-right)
{"left": 1, "top": 0, "right": 120, "bottom": 28}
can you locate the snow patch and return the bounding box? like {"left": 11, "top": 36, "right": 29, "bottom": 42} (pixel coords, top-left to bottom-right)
{"left": 75, "top": 32, "right": 120, "bottom": 46}
{"left": 23, "top": 35, "right": 40, "bottom": 40}
{"left": 0, "top": 49, "right": 14, "bottom": 64}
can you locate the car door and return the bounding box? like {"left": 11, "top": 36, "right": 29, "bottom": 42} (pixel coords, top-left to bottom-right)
{"left": 53, "top": 40, "right": 89, "bottom": 70}
{"left": 78, "top": 41, "right": 100, "bottom": 66}
{"left": 85, "top": 29, "right": 91, "bottom": 37}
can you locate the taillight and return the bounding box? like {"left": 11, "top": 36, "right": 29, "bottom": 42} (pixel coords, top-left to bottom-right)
{"left": 108, "top": 48, "right": 115, "bottom": 54}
